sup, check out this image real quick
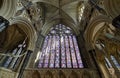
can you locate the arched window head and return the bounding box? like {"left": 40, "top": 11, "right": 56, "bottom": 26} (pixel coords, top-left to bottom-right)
{"left": 38, "top": 24, "right": 84, "bottom": 68}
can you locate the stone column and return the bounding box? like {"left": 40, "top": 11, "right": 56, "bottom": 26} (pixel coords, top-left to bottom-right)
{"left": 77, "top": 34, "right": 94, "bottom": 68}
{"left": 100, "top": 61, "right": 112, "bottom": 78}
{"left": 29, "top": 33, "right": 44, "bottom": 68}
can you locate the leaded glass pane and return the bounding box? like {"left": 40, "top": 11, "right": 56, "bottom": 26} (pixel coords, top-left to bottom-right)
{"left": 111, "top": 55, "right": 120, "bottom": 68}
{"left": 38, "top": 24, "right": 84, "bottom": 68}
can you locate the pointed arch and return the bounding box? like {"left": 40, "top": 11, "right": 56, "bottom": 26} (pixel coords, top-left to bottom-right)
{"left": 38, "top": 24, "right": 84, "bottom": 68}
{"left": 104, "top": 0, "right": 120, "bottom": 18}
{"left": 9, "top": 17, "right": 37, "bottom": 51}
{"left": 41, "top": 19, "right": 80, "bottom": 36}
{"left": 84, "top": 15, "right": 111, "bottom": 50}
{"left": 0, "top": 0, "right": 17, "bottom": 19}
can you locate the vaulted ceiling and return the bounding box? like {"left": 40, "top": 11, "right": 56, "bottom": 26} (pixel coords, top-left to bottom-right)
{"left": 32, "top": 0, "right": 86, "bottom": 27}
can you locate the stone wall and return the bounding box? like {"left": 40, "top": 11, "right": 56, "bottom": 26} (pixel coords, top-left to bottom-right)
{"left": 22, "top": 68, "right": 100, "bottom": 78}
{"left": 0, "top": 68, "right": 18, "bottom": 78}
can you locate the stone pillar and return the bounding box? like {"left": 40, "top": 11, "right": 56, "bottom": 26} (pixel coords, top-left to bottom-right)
{"left": 77, "top": 33, "right": 94, "bottom": 68}
{"left": 89, "top": 49, "right": 104, "bottom": 78}
{"left": 29, "top": 33, "right": 44, "bottom": 68}
{"left": 99, "top": 61, "right": 112, "bottom": 78}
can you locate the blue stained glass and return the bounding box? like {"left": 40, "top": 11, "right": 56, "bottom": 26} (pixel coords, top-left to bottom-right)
{"left": 55, "top": 36, "right": 60, "bottom": 68}
{"left": 49, "top": 36, "right": 56, "bottom": 68}
{"left": 68, "top": 35, "right": 78, "bottom": 68}
{"left": 65, "top": 36, "right": 72, "bottom": 68}
{"left": 44, "top": 36, "right": 52, "bottom": 68}
{"left": 38, "top": 24, "right": 84, "bottom": 68}
{"left": 38, "top": 36, "right": 49, "bottom": 68}
{"left": 111, "top": 55, "right": 120, "bottom": 68}
{"left": 60, "top": 36, "right": 66, "bottom": 68}
{"left": 73, "top": 35, "right": 84, "bottom": 68}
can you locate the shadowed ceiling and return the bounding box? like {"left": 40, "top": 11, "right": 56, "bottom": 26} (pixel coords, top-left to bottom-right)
{"left": 31, "top": 0, "right": 86, "bottom": 27}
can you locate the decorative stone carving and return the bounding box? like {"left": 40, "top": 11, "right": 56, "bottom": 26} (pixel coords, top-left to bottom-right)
{"left": 0, "top": 68, "right": 17, "bottom": 78}
{"left": 22, "top": 69, "right": 100, "bottom": 78}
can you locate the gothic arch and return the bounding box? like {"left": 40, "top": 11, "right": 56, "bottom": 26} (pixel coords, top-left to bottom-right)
{"left": 0, "top": 0, "right": 17, "bottom": 19}
{"left": 44, "top": 71, "right": 53, "bottom": 78}
{"left": 0, "top": 24, "right": 27, "bottom": 52}
{"left": 32, "top": 70, "right": 41, "bottom": 78}
{"left": 84, "top": 15, "right": 117, "bottom": 78}
{"left": 104, "top": 0, "right": 120, "bottom": 18}
{"left": 41, "top": 20, "right": 80, "bottom": 36}
{"left": 69, "top": 71, "right": 78, "bottom": 78}
{"left": 9, "top": 17, "right": 37, "bottom": 51}
{"left": 84, "top": 15, "right": 111, "bottom": 50}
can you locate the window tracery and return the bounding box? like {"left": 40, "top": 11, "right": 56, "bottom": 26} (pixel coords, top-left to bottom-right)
{"left": 38, "top": 24, "right": 84, "bottom": 68}
{"left": 0, "top": 39, "right": 27, "bottom": 70}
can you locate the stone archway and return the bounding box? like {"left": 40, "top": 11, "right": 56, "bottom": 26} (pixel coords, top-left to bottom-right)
{"left": 0, "top": 24, "right": 27, "bottom": 52}
{"left": 9, "top": 17, "right": 37, "bottom": 51}
{"left": 104, "top": 0, "right": 120, "bottom": 18}
{"left": 84, "top": 15, "right": 111, "bottom": 50}
{"left": 0, "top": 0, "right": 17, "bottom": 19}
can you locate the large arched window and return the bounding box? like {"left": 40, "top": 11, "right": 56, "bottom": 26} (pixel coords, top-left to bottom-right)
{"left": 0, "top": 38, "right": 27, "bottom": 70}
{"left": 38, "top": 24, "right": 84, "bottom": 68}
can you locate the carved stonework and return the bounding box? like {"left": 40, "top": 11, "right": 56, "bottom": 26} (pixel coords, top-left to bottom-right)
{"left": 0, "top": 68, "right": 17, "bottom": 78}
{"left": 22, "top": 69, "right": 100, "bottom": 78}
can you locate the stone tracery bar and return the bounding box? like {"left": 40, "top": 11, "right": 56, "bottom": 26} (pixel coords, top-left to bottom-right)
{"left": 38, "top": 24, "right": 84, "bottom": 68}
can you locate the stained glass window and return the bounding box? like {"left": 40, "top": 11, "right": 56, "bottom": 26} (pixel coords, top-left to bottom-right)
{"left": 111, "top": 55, "right": 120, "bottom": 68}
{"left": 38, "top": 24, "right": 84, "bottom": 68}
{"left": 0, "top": 39, "right": 27, "bottom": 70}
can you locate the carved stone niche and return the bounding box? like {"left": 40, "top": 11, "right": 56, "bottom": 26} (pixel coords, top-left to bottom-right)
{"left": 26, "top": 2, "right": 42, "bottom": 31}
